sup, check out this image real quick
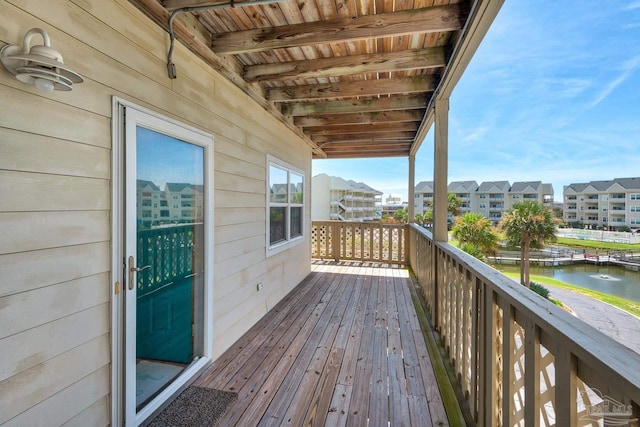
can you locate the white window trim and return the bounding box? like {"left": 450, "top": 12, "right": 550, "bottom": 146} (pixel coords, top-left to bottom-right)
{"left": 266, "top": 155, "right": 305, "bottom": 257}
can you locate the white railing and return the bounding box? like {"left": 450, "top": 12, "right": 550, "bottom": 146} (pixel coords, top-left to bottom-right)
{"left": 557, "top": 227, "right": 640, "bottom": 244}
{"left": 408, "top": 224, "right": 640, "bottom": 426}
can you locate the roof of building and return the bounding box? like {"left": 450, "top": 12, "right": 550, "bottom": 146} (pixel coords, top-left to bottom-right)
{"left": 564, "top": 177, "right": 640, "bottom": 193}
{"left": 448, "top": 180, "right": 479, "bottom": 193}
{"left": 346, "top": 180, "right": 382, "bottom": 194}
{"left": 510, "top": 181, "right": 542, "bottom": 192}
{"left": 166, "top": 182, "right": 204, "bottom": 193}
{"left": 415, "top": 181, "right": 434, "bottom": 193}
{"left": 313, "top": 173, "right": 382, "bottom": 195}
{"left": 478, "top": 181, "right": 510, "bottom": 192}
{"left": 137, "top": 179, "right": 161, "bottom": 191}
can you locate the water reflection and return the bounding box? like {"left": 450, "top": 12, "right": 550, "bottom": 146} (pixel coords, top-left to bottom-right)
{"left": 494, "top": 263, "right": 640, "bottom": 303}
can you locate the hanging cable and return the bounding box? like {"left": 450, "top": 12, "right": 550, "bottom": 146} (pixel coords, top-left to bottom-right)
{"left": 167, "top": 0, "right": 288, "bottom": 79}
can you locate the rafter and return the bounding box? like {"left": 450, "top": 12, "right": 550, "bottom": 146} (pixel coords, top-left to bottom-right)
{"left": 304, "top": 122, "right": 419, "bottom": 135}
{"left": 293, "top": 110, "right": 425, "bottom": 127}
{"left": 268, "top": 76, "right": 437, "bottom": 102}
{"left": 211, "top": 4, "right": 467, "bottom": 54}
{"left": 312, "top": 132, "right": 415, "bottom": 143}
{"left": 281, "top": 95, "right": 427, "bottom": 116}
{"left": 162, "top": 0, "right": 232, "bottom": 10}
{"left": 244, "top": 47, "right": 446, "bottom": 82}
{"left": 319, "top": 143, "right": 412, "bottom": 158}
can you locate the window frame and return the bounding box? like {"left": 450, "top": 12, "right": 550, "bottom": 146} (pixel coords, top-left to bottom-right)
{"left": 266, "top": 155, "right": 305, "bottom": 256}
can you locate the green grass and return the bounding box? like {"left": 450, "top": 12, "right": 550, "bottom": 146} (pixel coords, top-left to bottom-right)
{"left": 555, "top": 237, "right": 640, "bottom": 251}
{"left": 502, "top": 272, "right": 640, "bottom": 318}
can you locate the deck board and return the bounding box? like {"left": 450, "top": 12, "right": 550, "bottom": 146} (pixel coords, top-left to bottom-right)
{"left": 194, "top": 261, "right": 449, "bottom": 426}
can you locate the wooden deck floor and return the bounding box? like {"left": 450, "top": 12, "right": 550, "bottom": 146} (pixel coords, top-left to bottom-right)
{"left": 195, "top": 261, "right": 449, "bottom": 426}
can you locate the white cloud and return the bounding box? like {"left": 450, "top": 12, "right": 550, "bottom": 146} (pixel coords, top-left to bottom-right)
{"left": 587, "top": 56, "right": 640, "bottom": 108}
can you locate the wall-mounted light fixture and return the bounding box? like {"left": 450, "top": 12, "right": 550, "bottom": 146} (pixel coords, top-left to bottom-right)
{"left": 0, "top": 28, "right": 83, "bottom": 92}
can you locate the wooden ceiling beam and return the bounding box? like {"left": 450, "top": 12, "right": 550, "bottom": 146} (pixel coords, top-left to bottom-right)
{"left": 211, "top": 4, "right": 467, "bottom": 54}
{"left": 293, "top": 110, "right": 425, "bottom": 127}
{"left": 313, "top": 132, "right": 415, "bottom": 143}
{"left": 245, "top": 47, "right": 446, "bottom": 82}
{"left": 162, "top": 0, "right": 232, "bottom": 10}
{"left": 282, "top": 94, "right": 426, "bottom": 116}
{"left": 320, "top": 152, "right": 408, "bottom": 159}
{"left": 268, "top": 75, "right": 437, "bottom": 102}
{"left": 320, "top": 145, "right": 411, "bottom": 157}
{"left": 304, "top": 122, "right": 419, "bottom": 135}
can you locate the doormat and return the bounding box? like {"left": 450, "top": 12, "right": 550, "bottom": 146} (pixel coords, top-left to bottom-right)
{"left": 146, "top": 386, "right": 238, "bottom": 427}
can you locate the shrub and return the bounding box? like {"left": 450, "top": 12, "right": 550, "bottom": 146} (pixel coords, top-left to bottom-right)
{"left": 529, "top": 281, "right": 550, "bottom": 299}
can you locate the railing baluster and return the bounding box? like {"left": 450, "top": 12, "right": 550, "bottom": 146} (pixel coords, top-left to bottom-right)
{"left": 524, "top": 319, "right": 541, "bottom": 426}
{"left": 470, "top": 275, "right": 479, "bottom": 419}
{"left": 555, "top": 347, "right": 577, "bottom": 427}
{"left": 502, "top": 299, "right": 513, "bottom": 427}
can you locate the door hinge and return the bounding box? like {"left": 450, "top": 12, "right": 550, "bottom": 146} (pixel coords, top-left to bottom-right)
{"left": 114, "top": 281, "right": 121, "bottom": 295}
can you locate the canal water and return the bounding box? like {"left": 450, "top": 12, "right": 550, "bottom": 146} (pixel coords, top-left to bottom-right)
{"left": 493, "top": 263, "right": 640, "bottom": 303}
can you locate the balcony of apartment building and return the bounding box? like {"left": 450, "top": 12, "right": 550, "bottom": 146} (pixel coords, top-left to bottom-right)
{"left": 221, "top": 220, "right": 640, "bottom": 426}
{"left": 611, "top": 193, "right": 626, "bottom": 200}
{"left": 6, "top": 1, "right": 640, "bottom": 426}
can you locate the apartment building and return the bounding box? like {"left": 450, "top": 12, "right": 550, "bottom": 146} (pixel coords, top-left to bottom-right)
{"left": 312, "top": 173, "right": 382, "bottom": 221}
{"left": 414, "top": 179, "right": 554, "bottom": 224}
{"left": 563, "top": 177, "right": 640, "bottom": 230}
{"left": 414, "top": 181, "right": 434, "bottom": 215}
{"left": 137, "top": 180, "right": 204, "bottom": 228}
{"left": 449, "top": 181, "right": 479, "bottom": 214}
{"left": 476, "top": 181, "right": 511, "bottom": 223}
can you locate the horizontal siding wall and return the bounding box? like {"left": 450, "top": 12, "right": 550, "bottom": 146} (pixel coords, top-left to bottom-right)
{"left": 0, "top": 0, "right": 311, "bottom": 425}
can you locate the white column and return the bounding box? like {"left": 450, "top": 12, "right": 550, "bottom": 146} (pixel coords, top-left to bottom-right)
{"left": 433, "top": 98, "right": 449, "bottom": 242}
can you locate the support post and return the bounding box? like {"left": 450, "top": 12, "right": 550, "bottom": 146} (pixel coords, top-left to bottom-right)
{"left": 433, "top": 98, "right": 449, "bottom": 242}
{"left": 408, "top": 154, "right": 416, "bottom": 223}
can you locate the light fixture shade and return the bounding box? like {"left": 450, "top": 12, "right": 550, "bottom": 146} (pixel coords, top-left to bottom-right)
{"left": 0, "top": 28, "right": 83, "bottom": 92}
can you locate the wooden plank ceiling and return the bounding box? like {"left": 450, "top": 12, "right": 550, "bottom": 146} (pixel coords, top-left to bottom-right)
{"left": 130, "top": 0, "right": 471, "bottom": 158}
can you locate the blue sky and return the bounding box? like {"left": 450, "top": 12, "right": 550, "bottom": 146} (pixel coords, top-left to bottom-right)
{"left": 312, "top": 0, "right": 640, "bottom": 202}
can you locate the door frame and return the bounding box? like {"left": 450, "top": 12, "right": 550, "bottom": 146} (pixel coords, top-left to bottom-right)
{"left": 110, "top": 97, "right": 214, "bottom": 426}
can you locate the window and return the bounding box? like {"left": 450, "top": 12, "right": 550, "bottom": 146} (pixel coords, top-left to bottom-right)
{"left": 632, "top": 194, "right": 640, "bottom": 200}
{"left": 267, "top": 156, "right": 304, "bottom": 255}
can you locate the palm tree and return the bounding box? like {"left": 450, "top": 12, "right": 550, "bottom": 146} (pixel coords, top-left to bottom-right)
{"left": 452, "top": 213, "right": 499, "bottom": 261}
{"left": 447, "top": 193, "right": 461, "bottom": 216}
{"left": 499, "top": 201, "right": 557, "bottom": 288}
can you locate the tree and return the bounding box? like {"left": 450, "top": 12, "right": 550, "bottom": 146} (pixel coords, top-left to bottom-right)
{"left": 414, "top": 213, "right": 424, "bottom": 226}
{"left": 499, "top": 201, "right": 557, "bottom": 288}
{"left": 452, "top": 213, "right": 499, "bottom": 261}
{"left": 448, "top": 193, "right": 461, "bottom": 216}
{"left": 393, "top": 206, "right": 408, "bottom": 223}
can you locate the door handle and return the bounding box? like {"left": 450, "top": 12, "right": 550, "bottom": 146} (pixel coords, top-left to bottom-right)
{"left": 128, "top": 256, "right": 151, "bottom": 290}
